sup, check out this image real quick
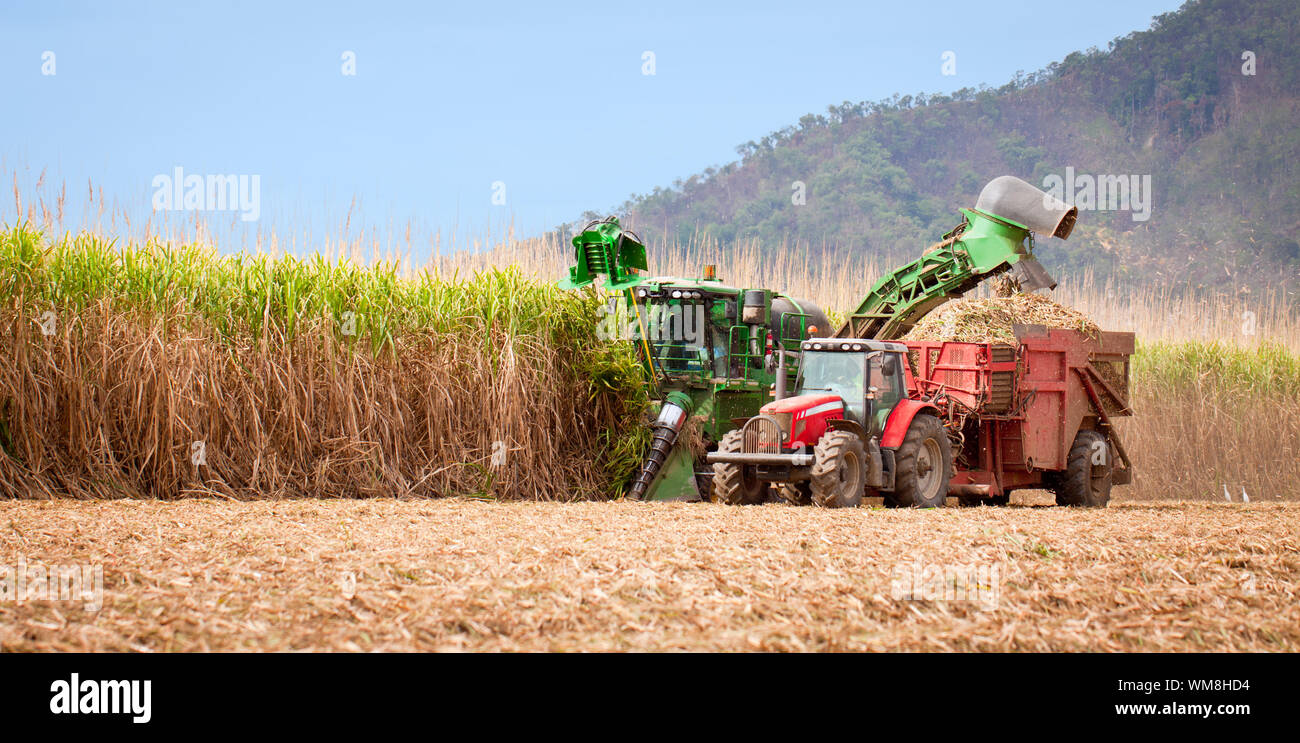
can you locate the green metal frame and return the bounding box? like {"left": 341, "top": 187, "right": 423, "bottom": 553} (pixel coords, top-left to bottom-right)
{"left": 836, "top": 209, "right": 1047, "bottom": 340}
{"left": 558, "top": 217, "right": 648, "bottom": 292}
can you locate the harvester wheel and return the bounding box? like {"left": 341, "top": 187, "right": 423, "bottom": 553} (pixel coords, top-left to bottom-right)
{"left": 887, "top": 414, "right": 952, "bottom": 508}
{"left": 776, "top": 482, "right": 812, "bottom": 506}
{"left": 711, "top": 430, "right": 768, "bottom": 505}
{"left": 1054, "top": 430, "right": 1112, "bottom": 507}
{"left": 809, "top": 431, "right": 865, "bottom": 508}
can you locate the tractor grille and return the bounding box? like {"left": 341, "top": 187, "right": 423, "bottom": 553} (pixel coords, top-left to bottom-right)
{"left": 742, "top": 416, "right": 785, "bottom": 454}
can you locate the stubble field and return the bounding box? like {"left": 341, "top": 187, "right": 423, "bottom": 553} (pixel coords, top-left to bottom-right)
{"left": 2, "top": 498, "right": 1296, "bottom": 652}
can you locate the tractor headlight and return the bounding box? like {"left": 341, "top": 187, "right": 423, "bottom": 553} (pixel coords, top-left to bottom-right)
{"left": 671, "top": 290, "right": 682, "bottom": 298}
{"left": 637, "top": 288, "right": 648, "bottom": 298}
{"left": 772, "top": 412, "right": 793, "bottom": 439}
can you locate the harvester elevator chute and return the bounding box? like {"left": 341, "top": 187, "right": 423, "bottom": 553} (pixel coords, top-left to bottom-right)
{"left": 835, "top": 176, "right": 1077, "bottom": 340}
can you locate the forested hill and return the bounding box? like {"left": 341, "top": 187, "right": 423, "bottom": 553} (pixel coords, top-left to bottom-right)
{"left": 597, "top": 0, "right": 1300, "bottom": 290}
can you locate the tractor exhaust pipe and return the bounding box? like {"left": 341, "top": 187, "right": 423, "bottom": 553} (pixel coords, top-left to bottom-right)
{"left": 628, "top": 398, "right": 689, "bottom": 501}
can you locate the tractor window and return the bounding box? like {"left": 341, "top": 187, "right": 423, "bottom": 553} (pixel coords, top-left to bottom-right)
{"left": 867, "top": 352, "right": 907, "bottom": 433}
{"left": 795, "top": 351, "right": 866, "bottom": 422}
{"left": 870, "top": 353, "right": 905, "bottom": 409}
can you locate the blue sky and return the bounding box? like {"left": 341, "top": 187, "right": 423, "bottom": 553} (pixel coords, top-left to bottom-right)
{"left": 1, "top": 0, "right": 1184, "bottom": 256}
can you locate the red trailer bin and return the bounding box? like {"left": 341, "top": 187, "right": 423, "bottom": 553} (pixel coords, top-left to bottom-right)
{"left": 903, "top": 325, "right": 1134, "bottom": 499}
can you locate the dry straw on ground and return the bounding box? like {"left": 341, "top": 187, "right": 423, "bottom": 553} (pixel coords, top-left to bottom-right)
{"left": 1, "top": 499, "right": 1295, "bottom": 652}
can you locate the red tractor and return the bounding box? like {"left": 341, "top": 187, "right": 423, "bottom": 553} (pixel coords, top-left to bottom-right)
{"left": 707, "top": 328, "right": 1134, "bottom": 508}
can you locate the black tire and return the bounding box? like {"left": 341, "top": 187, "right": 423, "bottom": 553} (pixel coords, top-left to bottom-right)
{"left": 1053, "top": 429, "right": 1112, "bottom": 507}
{"left": 810, "top": 431, "right": 865, "bottom": 508}
{"left": 711, "top": 429, "right": 768, "bottom": 505}
{"left": 887, "top": 414, "right": 952, "bottom": 508}
{"left": 776, "top": 482, "right": 812, "bottom": 506}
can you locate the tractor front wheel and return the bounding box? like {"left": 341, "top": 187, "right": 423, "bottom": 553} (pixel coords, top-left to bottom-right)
{"left": 887, "top": 414, "right": 952, "bottom": 508}
{"left": 809, "top": 431, "right": 865, "bottom": 508}
{"left": 711, "top": 430, "right": 769, "bottom": 505}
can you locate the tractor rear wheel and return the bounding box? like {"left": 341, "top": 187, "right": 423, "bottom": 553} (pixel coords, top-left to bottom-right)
{"left": 711, "top": 429, "right": 769, "bottom": 505}
{"left": 1053, "top": 430, "right": 1112, "bottom": 507}
{"left": 809, "top": 431, "right": 865, "bottom": 508}
{"left": 776, "top": 482, "right": 812, "bottom": 506}
{"left": 887, "top": 414, "right": 952, "bottom": 508}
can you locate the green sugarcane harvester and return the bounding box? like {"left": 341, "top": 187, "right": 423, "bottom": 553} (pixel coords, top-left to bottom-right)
{"left": 560, "top": 217, "right": 831, "bottom": 501}
{"left": 561, "top": 176, "right": 1074, "bottom": 502}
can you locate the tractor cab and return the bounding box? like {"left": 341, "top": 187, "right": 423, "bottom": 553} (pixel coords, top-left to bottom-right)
{"left": 792, "top": 339, "right": 909, "bottom": 432}
{"left": 759, "top": 339, "right": 911, "bottom": 451}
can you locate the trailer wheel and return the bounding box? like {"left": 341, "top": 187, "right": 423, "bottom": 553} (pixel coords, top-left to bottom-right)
{"left": 887, "top": 414, "right": 952, "bottom": 508}
{"left": 710, "top": 430, "right": 769, "bottom": 505}
{"left": 1054, "top": 430, "right": 1112, "bottom": 507}
{"left": 776, "top": 482, "right": 812, "bottom": 506}
{"left": 810, "top": 431, "right": 865, "bottom": 508}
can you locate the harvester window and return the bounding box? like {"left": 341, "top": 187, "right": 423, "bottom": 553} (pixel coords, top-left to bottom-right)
{"left": 647, "top": 302, "right": 710, "bottom": 375}
{"left": 709, "top": 321, "right": 732, "bottom": 378}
